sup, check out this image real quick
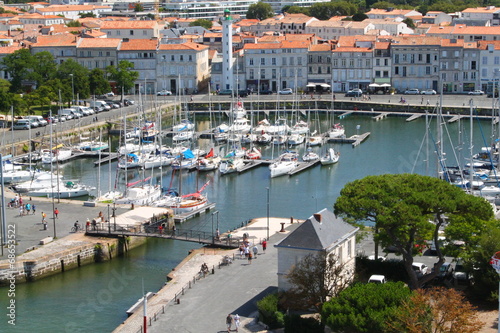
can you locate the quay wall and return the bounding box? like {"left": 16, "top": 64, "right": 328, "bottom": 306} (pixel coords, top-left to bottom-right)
{"left": 0, "top": 234, "right": 147, "bottom": 286}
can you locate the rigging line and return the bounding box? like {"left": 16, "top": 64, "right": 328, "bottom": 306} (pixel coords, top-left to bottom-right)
{"left": 474, "top": 108, "right": 500, "bottom": 187}
{"left": 411, "top": 106, "right": 438, "bottom": 174}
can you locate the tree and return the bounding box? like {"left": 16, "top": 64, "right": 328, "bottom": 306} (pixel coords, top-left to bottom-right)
{"left": 309, "top": 2, "right": 358, "bottom": 20}
{"left": 334, "top": 174, "right": 493, "bottom": 289}
{"left": 403, "top": 17, "right": 416, "bottom": 29}
{"left": 56, "top": 59, "right": 90, "bottom": 103}
{"left": 246, "top": 2, "right": 274, "bottom": 20}
{"left": 352, "top": 12, "right": 368, "bottom": 21}
{"left": 66, "top": 20, "right": 81, "bottom": 27}
{"left": 0, "top": 79, "right": 12, "bottom": 113}
{"left": 134, "top": 3, "right": 144, "bottom": 12}
{"left": 189, "top": 19, "right": 213, "bottom": 30}
{"left": 282, "top": 6, "right": 310, "bottom": 15}
{"left": 79, "top": 12, "right": 96, "bottom": 18}
{"left": 89, "top": 68, "right": 111, "bottom": 97}
{"left": 370, "top": 1, "right": 393, "bottom": 9}
{"left": 388, "top": 287, "right": 483, "bottom": 333}
{"left": 1, "top": 48, "right": 35, "bottom": 92}
{"left": 107, "top": 60, "right": 139, "bottom": 100}
{"left": 322, "top": 281, "right": 412, "bottom": 333}
{"left": 285, "top": 252, "right": 352, "bottom": 312}
{"left": 32, "top": 51, "right": 56, "bottom": 87}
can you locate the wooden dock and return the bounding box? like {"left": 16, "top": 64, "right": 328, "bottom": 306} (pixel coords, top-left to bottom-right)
{"left": 448, "top": 115, "right": 464, "bottom": 123}
{"left": 92, "top": 152, "right": 119, "bottom": 165}
{"left": 372, "top": 112, "right": 388, "bottom": 121}
{"left": 338, "top": 111, "right": 353, "bottom": 119}
{"left": 288, "top": 160, "right": 320, "bottom": 175}
{"left": 173, "top": 202, "right": 216, "bottom": 223}
{"left": 406, "top": 114, "right": 423, "bottom": 122}
{"left": 351, "top": 132, "right": 371, "bottom": 147}
{"left": 239, "top": 159, "right": 265, "bottom": 173}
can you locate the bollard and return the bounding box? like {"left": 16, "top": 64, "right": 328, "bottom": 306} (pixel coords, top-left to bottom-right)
{"left": 177, "top": 298, "right": 180, "bottom": 304}
{"left": 212, "top": 267, "right": 215, "bottom": 274}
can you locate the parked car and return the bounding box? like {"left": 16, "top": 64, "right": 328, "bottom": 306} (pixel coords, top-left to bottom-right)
{"left": 420, "top": 89, "right": 437, "bottom": 95}
{"left": 412, "top": 262, "right": 429, "bottom": 277}
{"left": 55, "top": 115, "right": 67, "bottom": 122}
{"left": 104, "top": 101, "right": 120, "bottom": 109}
{"left": 453, "top": 258, "right": 473, "bottom": 284}
{"left": 123, "top": 99, "right": 135, "bottom": 106}
{"left": 12, "top": 119, "right": 34, "bottom": 130}
{"left": 237, "top": 90, "right": 248, "bottom": 97}
{"left": 368, "top": 255, "right": 386, "bottom": 261}
{"left": 45, "top": 116, "right": 58, "bottom": 124}
{"left": 404, "top": 88, "right": 420, "bottom": 95}
{"left": 259, "top": 89, "right": 273, "bottom": 95}
{"left": 433, "top": 262, "right": 454, "bottom": 280}
{"left": 345, "top": 89, "right": 363, "bottom": 97}
{"left": 27, "top": 115, "right": 48, "bottom": 126}
{"left": 218, "top": 89, "right": 234, "bottom": 96}
{"left": 469, "top": 90, "right": 484, "bottom": 95}
{"left": 106, "top": 92, "right": 114, "bottom": 97}
{"left": 278, "top": 88, "right": 293, "bottom": 95}
{"left": 157, "top": 90, "right": 172, "bottom": 96}
{"left": 368, "top": 275, "right": 386, "bottom": 284}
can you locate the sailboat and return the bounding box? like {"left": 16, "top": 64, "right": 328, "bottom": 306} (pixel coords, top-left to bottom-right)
{"left": 320, "top": 148, "right": 340, "bottom": 165}
{"left": 197, "top": 148, "right": 221, "bottom": 171}
{"left": 115, "top": 176, "right": 161, "bottom": 205}
{"left": 269, "top": 151, "right": 298, "bottom": 178}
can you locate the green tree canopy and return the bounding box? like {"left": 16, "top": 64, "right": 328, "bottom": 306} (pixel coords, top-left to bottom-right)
{"left": 56, "top": 59, "right": 90, "bottom": 103}
{"left": 322, "top": 282, "right": 412, "bottom": 333}
{"left": 246, "top": 2, "right": 275, "bottom": 20}
{"left": 189, "top": 19, "right": 213, "bottom": 30}
{"left": 66, "top": 20, "right": 81, "bottom": 27}
{"left": 79, "top": 12, "right": 96, "bottom": 18}
{"left": 334, "top": 174, "right": 494, "bottom": 289}
{"left": 32, "top": 51, "right": 56, "bottom": 87}
{"left": 309, "top": 2, "right": 358, "bottom": 20}
{"left": 89, "top": 68, "right": 111, "bottom": 97}
{"left": 1, "top": 48, "right": 35, "bottom": 93}
{"left": 282, "top": 6, "right": 310, "bottom": 15}
{"left": 352, "top": 12, "right": 368, "bottom": 21}
{"left": 0, "top": 79, "right": 12, "bottom": 113}
{"left": 402, "top": 17, "right": 415, "bottom": 29}
{"left": 134, "top": 3, "right": 144, "bottom": 12}
{"left": 107, "top": 60, "right": 139, "bottom": 100}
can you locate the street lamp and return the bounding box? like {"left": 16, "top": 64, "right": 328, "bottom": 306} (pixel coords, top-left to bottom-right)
{"left": 107, "top": 204, "right": 110, "bottom": 233}
{"left": 69, "top": 74, "right": 74, "bottom": 104}
{"left": 266, "top": 187, "right": 270, "bottom": 241}
{"left": 113, "top": 202, "right": 116, "bottom": 231}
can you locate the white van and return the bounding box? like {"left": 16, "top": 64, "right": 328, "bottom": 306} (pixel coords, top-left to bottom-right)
{"left": 89, "top": 100, "right": 110, "bottom": 111}
{"left": 27, "top": 115, "right": 48, "bottom": 126}
{"left": 58, "top": 108, "right": 74, "bottom": 119}
{"left": 72, "top": 105, "right": 91, "bottom": 116}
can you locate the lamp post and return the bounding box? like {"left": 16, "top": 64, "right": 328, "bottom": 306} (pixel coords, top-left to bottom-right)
{"left": 107, "top": 204, "right": 110, "bottom": 233}
{"left": 113, "top": 202, "right": 116, "bottom": 231}
{"left": 69, "top": 74, "right": 74, "bottom": 104}
{"left": 266, "top": 187, "right": 270, "bottom": 241}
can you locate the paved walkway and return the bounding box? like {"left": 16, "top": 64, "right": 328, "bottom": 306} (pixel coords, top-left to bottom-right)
{"left": 0, "top": 189, "right": 130, "bottom": 259}
{"left": 114, "top": 217, "right": 303, "bottom": 333}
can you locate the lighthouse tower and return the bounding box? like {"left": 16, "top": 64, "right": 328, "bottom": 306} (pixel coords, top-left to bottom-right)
{"left": 222, "top": 8, "right": 233, "bottom": 91}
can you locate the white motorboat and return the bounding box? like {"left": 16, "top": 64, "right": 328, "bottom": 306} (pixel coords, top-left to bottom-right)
{"left": 75, "top": 141, "right": 109, "bottom": 151}
{"left": 154, "top": 181, "right": 211, "bottom": 214}
{"left": 41, "top": 148, "right": 72, "bottom": 164}
{"left": 256, "top": 133, "right": 272, "bottom": 145}
{"left": 115, "top": 185, "right": 162, "bottom": 206}
{"left": 307, "top": 134, "right": 324, "bottom": 146}
{"left": 118, "top": 153, "right": 143, "bottom": 169}
{"left": 320, "top": 148, "right": 340, "bottom": 165}
{"left": 13, "top": 173, "right": 63, "bottom": 193}
{"left": 96, "top": 190, "right": 123, "bottom": 203}
{"left": 269, "top": 151, "right": 298, "bottom": 178}
{"left": 172, "top": 130, "right": 194, "bottom": 142}
{"left": 214, "top": 123, "right": 229, "bottom": 134}
{"left": 290, "top": 120, "right": 310, "bottom": 135}
{"left": 230, "top": 101, "right": 247, "bottom": 119}
{"left": 28, "top": 181, "right": 94, "bottom": 199}
{"left": 267, "top": 118, "right": 289, "bottom": 135}
{"left": 173, "top": 119, "right": 195, "bottom": 132}
{"left": 272, "top": 134, "right": 288, "bottom": 145}
{"left": 302, "top": 148, "right": 320, "bottom": 162}
{"left": 2, "top": 169, "right": 51, "bottom": 184}
{"left": 118, "top": 142, "right": 158, "bottom": 155}
{"left": 328, "top": 123, "right": 345, "bottom": 138}
{"left": 219, "top": 158, "right": 244, "bottom": 175}
{"left": 142, "top": 152, "right": 175, "bottom": 169}
{"left": 254, "top": 119, "right": 270, "bottom": 133}
{"left": 228, "top": 117, "right": 251, "bottom": 134}
{"left": 287, "top": 133, "right": 305, "bottom": 146}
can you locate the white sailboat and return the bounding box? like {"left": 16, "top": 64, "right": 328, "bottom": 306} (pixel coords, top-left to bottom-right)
{"left": 320, "top": 148, "right": 340, "bottom": 165}
{"left": 269, "top": 151, "right": 298, "bottom": 178}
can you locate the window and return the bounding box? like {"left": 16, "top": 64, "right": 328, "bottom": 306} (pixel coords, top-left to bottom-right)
{"left": 249, "top": 58, "right": 254, "bottom": 66}
{"left": 283, "top": 58, "right": 287, "bottom": 66}
{"left": 272, "top": 58, "right": 276, "bottom": 65}
{"left": 290, "top": 57, "right": 294, "bottom": 66}
{"left": 395, "top": 66, "right": 399, "bottom": 75}
{"left": 471, "top": 72, "right": 476, "bottom": 79}
{"left": 249, "top": 69, "right": 254, "bottom": 80}
{"left": 309, "top": 66, "right": 312, "bottom": 74}
{"left": 318, "top": 67, "right": 322, "bottom": 74}
{"left": 171, "top": 55, "right": 175, "bottom": 61}
{"left": 442, "top": 50, "right": 447, "bottom": 57}
{"left": 383, "top": 70, "right": 389, "bottom": 77}
{"left": 482, "top": 56, "right": 488, "bottom": 65}
{"left": 410, "top": 54, "right": 415, "bottom": 63}
{"left": 106, "top": 52, "right": 110, "bottom": 56}
{"left": 454, "top": 51, "right": 459, "bottom": 57}
{"left": 394, "top": 54, "right": 399, "bottom": 64}
{"left": 357, "top": 58, "right": 362, "bottom": 67}
{"left": 260, "top": 69, "right": 265, "bottom": 79}
{"left": 376, "top": 59, "right": 380, "bottom": 66}
{"left": 260, "top": 58, "right": 265, "bottom": 66}
{"left": 441, "top": 72, "right": 446, "bottom": 80}
{"left": 298, "top": 68, "right": 302, "bottom": 77}
{"left": 482, "top": 68, "right": 488, "bottom": 77}
{"left": 318, "top": 56, "right": 322, "bottom": 63}
{"left": 180, "top": 55, "right": 184, "bottom": 62}
{"left": 272, "top": 68, "right": 276, "bottom": 79}
{"left": 426, "top": 66, "right": 431, "bottom": 75}
{"left": 189, "top": 55, "right": 192, "bottom": 61}
{"left": 455, "top": 73, "right": 460, "bottom": 81}
{"left": 143, "top": 30, "right": 147, "bottom": 36}
{"left": 333, "top": 59, "right": 338, "bottom": 67}
{"left": 454, "top": 61, "right": 459, "bottom": 69}
{"left": 297, "top": 57, "right": 302, "bottom": 65}
{"left": 341, "top": 59, "right": 346, "bottom": 67}
{"left": 375, "top": 70, "right": 381, "bottom": 77}
{"left": 471, "top": 61, "right": 477, "bottom": 70}
{"left": 495, "top": 56, "right": 500, "bottom": 65}
{"left": 130, "top": 30, "right": 134, "bottom": 36}
{"left": 349, "top": 59, "right": 354, "bottom": 67}
{"left": 418, "top": 54, "right": 423, "bottom": 61}
{"left": 347, "top": 240, "right": 352, "bottom": 258}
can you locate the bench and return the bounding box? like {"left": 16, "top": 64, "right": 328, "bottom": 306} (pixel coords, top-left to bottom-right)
{"left": 39, "top": 236, "right": 53, "bottom": 245}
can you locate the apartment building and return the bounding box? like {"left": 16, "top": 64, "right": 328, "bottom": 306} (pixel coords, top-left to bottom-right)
{"left": 461, "top": 6, "right": 500, "bottom": 25}
{"left": 439, "top": 39, "right": 480, "bottom": 93}
{"left": 365, "top": 8, "right": 421, "bottom": 20}
{"left": 308, "top": 43, "right": 332, "bottom": 91}
{"left": 76, "top": 38, "right": 120, "bottom": 71}
{"left": 99, "top": 20, "right": 160, "bottom": 40}
{"left": 118, "top": 39, "right": 158, "bottom": 94}
{"left": 30, "top": 34, "right": 78, "bottom": 64}
{"left": 35, "top": 5, "right": 112, "bottom": 20}
{"left": 477, "top": 41, "right": 500, "bottom": 93}
{"left": 157, "top": 42, "right": 210, "bottom": 94}
{"left": 248, "top": 13, "right": 318, "bottom": 36}
{"left": 427, "top": 24, "right": 500, "bottom": 42}
{"left": 390, "top": 36, "right": 441, "bottom": 92}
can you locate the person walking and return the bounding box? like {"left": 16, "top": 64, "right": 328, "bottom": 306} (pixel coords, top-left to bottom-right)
{"left": 54, "top": 208, "right": 59, "bottom": 219}
{"left": 41, "top": 212, "right": 47, "bottom": 223}
{"left": 226, "top": 314, "right": 233, "bottom": 332}
{"left": 19, "top": 205, "right": 24, "bottom": 216}
{"left": 234, "top": 314, "right": 240, "bottom": 332}
{"left": 248, "top": 251, "right": 253, "bottom": 264}
{"left": 25, "top": 203, "right": 31, "bottom": 215}
{"left": 262, "top": 239, "right": 267, "bottom": 253}
{"left": 252, "top": 245, "right": 258, "bottom": 258}
{"left": 32, "top": 204, "right": 36, "bottom": 215}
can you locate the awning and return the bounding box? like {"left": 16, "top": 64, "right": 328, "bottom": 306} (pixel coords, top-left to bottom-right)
{"left": 321, "top": 84, "right": 330, "bottom": 88}
{"left": 369, "top": 83, "right": 381, "bottom": 87}
{"left": 380, "top": 83, "right": 391, "bottom": 87}
{"left": 306, "top": 83, "right": 316, "bottom": 87}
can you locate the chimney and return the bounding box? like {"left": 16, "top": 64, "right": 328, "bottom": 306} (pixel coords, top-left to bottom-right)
{"left": 313, "top": 214, "right": 321, "bottom": 222}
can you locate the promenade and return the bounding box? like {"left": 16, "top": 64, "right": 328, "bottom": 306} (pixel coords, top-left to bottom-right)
{"left": 113, "top": 216, "right": 303, "bottom": 333}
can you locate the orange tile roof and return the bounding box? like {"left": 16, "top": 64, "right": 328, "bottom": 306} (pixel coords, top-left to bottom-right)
{"left": 391, "top": 36, "right": 441, "bottom": 45}
{"left": 234, "top": 19, "right": 259, "bottom": 27}
{"left": 366, "top": 8, "right": 414, "bottom": 15}
{"left": 310, "top": 44, "right": 331, "bottom": 51}
{"left": 77, "top": 38, "right": 121, "bottom": 48}
{"left": 119, "top": 39, "right": 158, "bottom": 50}
{"left": 0, "top": 45, "right": 22, "bottom": 54}
{"left": 158, "top": 42, "right": 208, "bottom": 51}
{"left": 462, "top": 7, "right": 500, "bottom": 13}
{"left": 428, "top": 24, "right": 500, "bottom": 35}
{"left": 203, "top": 32, "right": 221, "bottom": 38}
{"left": 100, "top": 20, "right": 157, "bottom": 29}
{"left": 83, "top": 29, "right": 107, "bottom": 37}
{"left": 32, "top": 34, "right": 77, "bottom": 47}
{"left": 477, "top": 40, "right": 500, "bottom": 50}
{"left": 37, "top": 5, "right": 111, "bottom": 12}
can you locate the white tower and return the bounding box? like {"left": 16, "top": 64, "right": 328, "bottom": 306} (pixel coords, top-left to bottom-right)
{"left": 222, "top": 8, "right": 233, "bottom": 91}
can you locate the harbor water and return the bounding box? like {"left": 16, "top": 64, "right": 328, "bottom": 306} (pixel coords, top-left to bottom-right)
{"left": 1, "top": 113, "right": 494, "bottom": 332}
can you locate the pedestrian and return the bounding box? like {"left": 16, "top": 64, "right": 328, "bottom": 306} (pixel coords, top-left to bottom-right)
{"left": 239, "top": 244, "right": 245, "bottom": 258}
{"left": 248, "top": 251, "right": 253, "bottom": 264}
{"left": 244, "top": 245, "right": 249, "bottom": 258}
{"left": 234, "top": 314, "right": 240, "bottom": 332}
{"left": 215, "top": 228, "right": 220, "bottom": 241}
{"left": 426, "top": 99, "right": 430, "bottom": 106}
{"left": 43, "top": 220, "right": 47, "bottom": 230}
{"left": 421, "top": 97, "right": 424, "bottom": 104}
{"left": 19, "top": 205, "right": 24, "bottom": 216}
{"left": 25, "top": 203, "right": 31, "bottom": 215}
{"left": 190, "top": 95, "right": 193, "bottom": 102}
{"left": 158, "top": 225, "right": 163, "bottom": 234}
{"left": 226, "top": 314, "right": 233, "bottom": 332}
{"left": 54, "top": 208, "right": 59, "bottom": 219}
{"left": 172, "top": 225, "right": 176, "bottom": 236}
{"left": 262, "top": 239, "right": 267, "bottom": 253}
{"left": 32, "top": 204, "right": 36, "bottom": 215}
{"left": 86, "top": 218, "right": 91, "bottom": 230}
{"left": 19, "top": 196, "right": 23, "bottom": 206}
{"left": 41, "top": 212, "right": 47, "bottom": 223}
{"left": 252, "top": 245, "right": 258, "bottom": 258}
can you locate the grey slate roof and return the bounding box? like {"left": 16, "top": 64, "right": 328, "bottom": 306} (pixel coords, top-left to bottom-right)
{"left": 275, "top": 208, "right": 358, "bottom": 251}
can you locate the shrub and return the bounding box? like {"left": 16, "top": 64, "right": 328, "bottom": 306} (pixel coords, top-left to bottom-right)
{"left": 257, "top": 293, "right": 285, "bottom": 329}
{"left": 284, "top": 314, "right": 323, "bottom": 333}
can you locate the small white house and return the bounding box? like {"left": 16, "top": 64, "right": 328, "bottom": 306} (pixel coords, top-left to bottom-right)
{"left": 275, "top": 208, "right": 358, "bottom": 291}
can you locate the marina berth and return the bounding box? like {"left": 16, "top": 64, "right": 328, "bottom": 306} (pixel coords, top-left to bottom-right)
{"left": 320, "top": 148, "right": 340, "bottom": 165}
{"left": 269, "top": 151, "right": 299, "bottom": 178}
